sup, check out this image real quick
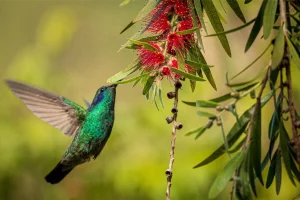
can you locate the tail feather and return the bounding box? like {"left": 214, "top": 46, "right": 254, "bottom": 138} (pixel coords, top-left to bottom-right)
{"left": 45, "top": 162, "right": 74, "bottom": 184}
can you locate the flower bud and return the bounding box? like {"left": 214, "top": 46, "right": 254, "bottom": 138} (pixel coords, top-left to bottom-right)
{"left": 250, "top": 90, "right": 256, "bottom": 99}
{"left": 206, "top": 120, "right": 213, "bottom": 129}
{"left": 216, "top": 106, "right": 224, "bottom": 112}
{"left": 230, "top": 92, "right": 240, "bottom": 98}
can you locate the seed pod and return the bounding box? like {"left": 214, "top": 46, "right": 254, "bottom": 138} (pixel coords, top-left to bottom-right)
{"left": 167, "top": 92, "right": 176, "bottom": 99}
{"left": 174, "top": 81, "right": 182, "bottom": 89}
{"left": 171, "top": 107, "right": 178, "bottom": 114}
{"left": 166, "top": 116, "right": 174, "bottom": 124}
{"left": 175, "top": 122, "right": 183, "bottom": 130}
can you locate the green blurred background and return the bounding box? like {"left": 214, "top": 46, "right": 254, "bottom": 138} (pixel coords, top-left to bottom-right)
{"left": 0, "top": 1, "right": 299, "bottom": 200}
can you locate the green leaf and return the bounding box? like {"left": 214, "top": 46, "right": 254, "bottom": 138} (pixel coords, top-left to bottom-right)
{"left": 250, "top": 100, "right": 264, "bottom": 185}
{"left": 107, "top": 62, "right": 141, "bottom": 83}
{"left": 194, "top": 91, "right": 274, "bottom": 168}
{"left": 248, "top": 152, "right": 257, "bottom": 196}
{"left": 196, "top": 100, "right": 219, "bottom": 108}
{"left": 185, "top": 60, "right": 216, "bottom": 90}
{"left": 202, "top": 0, "right": 231, "bottom": 56}
{"left": 245, "top": 0, "right": 268, "bottom": 52}
{"left": 176, "top": 27, "right": 198, "bottom": 35}
{"left": 275, "top": 150, "right": 282, "bottom": 195}
{"left": 139, "top": 34, "right": 161, "bottom": 42}
{"left": 266, "top": 149, "right": 278, "bottom": 188}
{"left": 290, "top": 154, "right": 300, "bottom": 181}
{"left": 195, "top": 126, "right": 208, "bottom": 140}
{"left": 271, "top": 26, "right": 285, "bottom": 69}
{"left": 188, "top": 0, "right": 204, "bottom": 50}
{"left": 197, "top": 111, "right": 215, "bottom": 118}
{"left": 279, "top": 122, "right": 295, "bottom": 185}
{"left": 120, "top": 0, "right": 159, "bottom": 34}
{"left": 244, "top": 0, "right": 252, "bottom": 4}
{"left": 208, "top": 151, "right": 247, "bottom": 199}
{"left": 115, "top": 72, "right": 151, "bottom": 84}
{"left": 226, "top": 0, "right": 246, "bottom": 23}
{"left": 270, "top": 67, "right": 279, "bottom": 89}
{"left": 129, "top": 39, "right": 157, "bottom": 52}
{"left": 193, "top": 0, "right": 207, "bottom": 34}
{"left": 228, "top": 137, "right": 246, "bottom": 153}
{"left": 208, "top": 82, "right": 259, "bottom": 103}
{"left": 142, "top": 74, "right": 157, "bottom": 95}
{"left": 227, "top": 67, "right": 266, "bottom": 87}
{"left": 206, "top": 18, "right": 255, "bottom": 37}
{"left": 230, "top": 43, "right": 271, "bottom": 80}
{"left": 186, "top": 125, "right": 208, "bottom": 140}
{"left": 263, "top": 0, "right": 278, "bottom": 39}
{"left": 194, "top": 121, "right": 248, "bottom": 168}
{"left": 158, "top": 87, "right": 164, "bottom": 108}
{"left": 286, "top": 36, "right": 300, "bottom": 70}
{"left": 170, "top": 68, "right": 206, "bottom": 81}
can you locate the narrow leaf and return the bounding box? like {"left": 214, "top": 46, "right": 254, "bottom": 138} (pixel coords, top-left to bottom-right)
{"left": 208, "top": 151, "right": 247, "bottom": 199}
{"left": 263, "top": 0, "right": 278, "bottom": 39}
{"left": 196, "top": 100, "right": 219, "bottom": 108}
{"left": 129, "top": 40, "right": 157, "bottom": 52}
{"left": 197, "top": 111, "right": 216, "bottom": 118}
{"left": 115, "top": 72, "right": 151, "bottom": 84}
{"left": 185, "top": 125, "right": 206, "bottom": 136}
{"left": 194, "top": 0, "right": 207, "bottom": 34}
{"left": 170, "top": 68, "right": 206, "bottom": 81}
{"left": 271, "top": 26, "right": 285, "bottom": 69}
{"left": 279, "top": 122, "right": 295, "bottom": 185}
{"left": 248, "top": 153, "right": 257, "bottom": 196}
{"left": 275, "top": 150, "right": 282, "bottom": 194}
{"left": 107, "top": 62, "right": 141, "bottom": 83}
{"left": 177, "top": 27, "right": 198, "bottom": 35}
{"left": 202, "top": 0, "right": 231, "bottom": 56}
{"left": 250, "top": 100, "right": 264, "bottom": 185}
{"left": 206, "top": 18, "right": 255, "bottom": 37}
{"left": 286, "top": 36, "right": 300, "bottom": 70}
{"left": 226, "top": 0, "right": 246, "bottom": 23}
{"left": 266, "top": 149, "right": 278, "bottom": 188}
{"left": 245, "top": 0, "right": 268, "bottom": 52}
{"left": 142, "top": 74, "right": 156, "bottom": 95}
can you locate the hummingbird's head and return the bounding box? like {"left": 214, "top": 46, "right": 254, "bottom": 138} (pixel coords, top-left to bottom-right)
{"left": 89, "top": 84, "right": 117, "bottom": 110}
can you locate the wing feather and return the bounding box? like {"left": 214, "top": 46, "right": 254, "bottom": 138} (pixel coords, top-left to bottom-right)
{"left": 6, "top": 80, "right": 86, "bottom": 136}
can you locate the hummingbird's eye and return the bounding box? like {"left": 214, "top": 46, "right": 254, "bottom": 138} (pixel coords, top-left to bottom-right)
{"left": 100, "top": 88, "right": 105, "bottom": 92}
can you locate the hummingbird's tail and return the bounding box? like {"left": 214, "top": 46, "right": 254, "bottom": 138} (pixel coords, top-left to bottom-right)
{"left": 45, "top": 162, "right": 74, "bottom": 184}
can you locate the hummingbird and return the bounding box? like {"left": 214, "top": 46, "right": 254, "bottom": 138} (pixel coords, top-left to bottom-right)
{"left": 5, "top": 79, "right": 117, "bottom": 184}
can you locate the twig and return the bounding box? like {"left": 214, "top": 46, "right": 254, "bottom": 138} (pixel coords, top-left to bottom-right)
{"left": 280, "top": 0, "right": 300, "bottom": 167}
{"left": 165, "top": 81, "right": 181, "bottom": 200}
{"left": 242, "top": 67, "right": 270, "bottom": 150}
{"left": 229, "top": 170, "right": 237, "bottom": 200}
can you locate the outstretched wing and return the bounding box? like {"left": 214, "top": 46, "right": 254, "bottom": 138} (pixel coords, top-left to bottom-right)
{"left": 6, "top": 79, "right": 86, "bottom": 136}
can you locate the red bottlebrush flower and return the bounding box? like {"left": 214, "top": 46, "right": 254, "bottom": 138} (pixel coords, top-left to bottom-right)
{"left": 138, "top": 43, "right": 165, "bottom": 70}
{"left": 167, "top": 33, "right": 186, "bottom": 52}
{"left": 178, "top": 17, "right": 194, "bottom": 41}
{"left": 174, "top": 0, "right": 189, "bottom": 17}
{"left": 178, "top": 18, "right": 193, "bottom": 31}
{"left": 147, "top": 14, "right": 170, "bottom": 33}
{"left": 169, "top": 58, "right": 181, "bottom": 79}
{"left": 161, "top": 66, "right": 171, "bottom": 76}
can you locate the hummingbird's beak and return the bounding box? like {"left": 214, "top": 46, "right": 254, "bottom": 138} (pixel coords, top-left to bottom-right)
{"left": 109, "top": 84, "right": 117, "bottom": 88}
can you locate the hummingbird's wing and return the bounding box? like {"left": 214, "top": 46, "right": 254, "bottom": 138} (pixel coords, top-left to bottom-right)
{"left": 6, "top": 80, "right": 86, "bottom": 137}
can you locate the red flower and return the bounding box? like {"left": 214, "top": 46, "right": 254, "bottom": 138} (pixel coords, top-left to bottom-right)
{"left": 138, "top": 43, "right": 165, "bottom": 70}
{"left": 169, "top": 58, "right": 181, "bottom": 79}
{"left": 167, "top": 33, "right": 186, "bottom": 53}
{"left": 161, "top": 66, "right": 171, "bottom": 75}
{"left": 178, "top": 17, "right": 194, "bottom": 41}
{"left": 185, "top": 64, "right": 196, "bottom": 73}
{"left": 147, "top": 14, "right": 170, "bottom": 33}
{"left": 174, "top": 0, "right": 189, "bottom": 17}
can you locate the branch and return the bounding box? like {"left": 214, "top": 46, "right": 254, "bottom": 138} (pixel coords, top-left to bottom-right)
{"left": 165, "top": 81, "right": 182, "bottom": 200}
{"left": 280, "top": 0, "right": 300, "bottom": 167}
{"left": 242, "top": 67, "right": 270, "bottom": 150}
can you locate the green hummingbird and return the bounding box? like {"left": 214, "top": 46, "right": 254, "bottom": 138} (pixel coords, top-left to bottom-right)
{"left": 5, "top": 80, "right": 117, "bottom": 184}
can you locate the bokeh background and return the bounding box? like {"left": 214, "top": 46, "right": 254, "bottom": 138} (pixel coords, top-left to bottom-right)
{"left": 0, "top": 1, "right": 299, "bottom": 200}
